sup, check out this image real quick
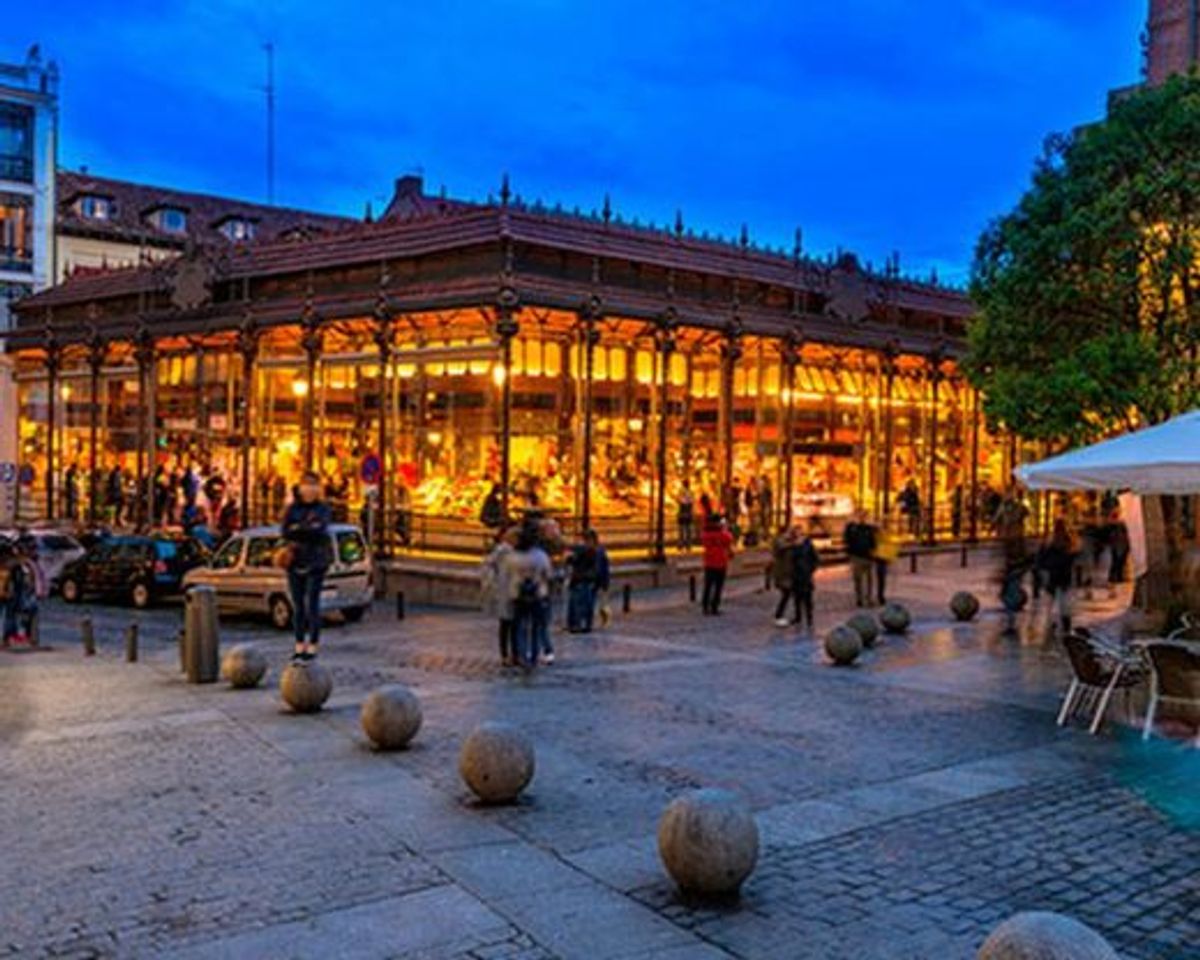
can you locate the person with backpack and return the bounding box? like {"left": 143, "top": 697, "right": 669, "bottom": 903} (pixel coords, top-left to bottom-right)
{"left": 700, "top": 514, "right": 735, "bottom": 616}
{"left": 280, "top": 472, "right": 333, "bottom": 661}
{"left": 507, "top": 522, "right": 554, "bottom": 667}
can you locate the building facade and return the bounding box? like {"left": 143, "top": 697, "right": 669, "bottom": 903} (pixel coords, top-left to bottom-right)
{"left": 1146, "top": 0, "right": 1200, "bottom": 86}
{"left": 9, "top": 178, "right": 1012, "bottom": 558}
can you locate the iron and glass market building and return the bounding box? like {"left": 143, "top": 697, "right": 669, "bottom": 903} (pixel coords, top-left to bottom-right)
{"left": 7, "top": 176, "right": 1014, "bottom": 563}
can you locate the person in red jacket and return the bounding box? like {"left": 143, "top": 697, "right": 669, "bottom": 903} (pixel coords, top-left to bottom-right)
{"left": 700, "top": 514, "right": 735, "bottom": 615}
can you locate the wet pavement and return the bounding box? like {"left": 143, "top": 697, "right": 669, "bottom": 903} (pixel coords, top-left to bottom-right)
{"left": 1, "top": 550, "right": 1196, "bottom": 959}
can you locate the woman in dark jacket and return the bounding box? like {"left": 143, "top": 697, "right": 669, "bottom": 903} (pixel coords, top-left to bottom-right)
{"left": 281, "top": 471, "right": 333, "bottom": 661}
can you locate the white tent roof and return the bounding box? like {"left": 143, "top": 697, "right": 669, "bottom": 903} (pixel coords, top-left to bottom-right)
{"left": 1016, "top": 410, "right": 1200, "bottom": 494}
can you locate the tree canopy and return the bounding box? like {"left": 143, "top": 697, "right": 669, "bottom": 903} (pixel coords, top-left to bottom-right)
{"left": 966, "top": 73, "right": 1200, "bottom": 443}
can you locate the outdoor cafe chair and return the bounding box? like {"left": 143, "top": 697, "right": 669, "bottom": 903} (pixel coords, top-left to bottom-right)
{"left": 1138, "top": 639, "right": 1200, "bottom": 746}
{"left": 1057, "top": 631, "right": 1146, "bottom": 736}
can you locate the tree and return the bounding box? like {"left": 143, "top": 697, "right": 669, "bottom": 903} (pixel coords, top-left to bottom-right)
{"left": 966, "top": 73, "right": 1200, "bottom": 443}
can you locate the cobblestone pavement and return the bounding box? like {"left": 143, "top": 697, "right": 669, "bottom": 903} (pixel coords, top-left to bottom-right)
{"left": 1, "top": 551, "right": 1196, "bottom": 959}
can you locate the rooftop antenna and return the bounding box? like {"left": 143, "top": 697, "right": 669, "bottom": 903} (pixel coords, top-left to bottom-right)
{"left": 263, "top": 41, "right": 276, "bottom": 206}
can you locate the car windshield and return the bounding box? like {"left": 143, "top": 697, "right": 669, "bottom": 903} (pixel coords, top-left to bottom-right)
{"left": 247, "top": 536, "right": 282, "bottom": 568}
{"left": 40, "top": 535, "right": 79, "bottom": 551}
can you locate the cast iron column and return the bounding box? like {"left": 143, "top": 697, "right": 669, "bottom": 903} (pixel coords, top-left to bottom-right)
{"left": 925, "top": 349, "right": 944, "bottom": 546}
{"left": 495, "top": 282, "right": 520, "bottom": 520}
{"left": 654, "top": 307, "right": 677, "bottom": 561}
{"left": 235, "top": 316, "right": 258, "bottom": 525}
{"left": 781, "top": 332, "right": 802, "bottom": 527}
{"left": 969, "top": 384, "right": 981, "bottom": 543}
{"left": 134, "top": 323, "right": 155, "bottom": 530}
{"left": 86, "top": 331, "right": 104, "bottom": 526}
{"left": 578, "top": 294, "right": 601, "bottom": 532}
{"left": 44, "top": 328, "right": 59, "bottom": 520}
{"left": 373, "top": 292, "right": 394, "bottom": 557}
{"left": 299, "top": 303, "right": 321, "bottom": 473}
{"left": 720, "top": 314, "right": 743, "bottom": 504}
{"left": 880, "top": 343, "right": 897, "bottom": 525}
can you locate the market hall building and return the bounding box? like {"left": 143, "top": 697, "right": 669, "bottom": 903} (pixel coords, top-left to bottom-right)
{"left": 7, "top": 176, "right": 1012, "bottom": 566}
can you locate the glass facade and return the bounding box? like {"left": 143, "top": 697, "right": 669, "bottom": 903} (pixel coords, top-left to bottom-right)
{"left": 12, "top": 308, "right": 1006, "bottom": 555}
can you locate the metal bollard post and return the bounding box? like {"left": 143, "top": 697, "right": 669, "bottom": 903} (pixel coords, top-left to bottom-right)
{"left": 125, "top": 623, "right": 139, "bottom": 663}
{"left": 909, "top": 551, "right": 918, "bottom": 574}
{"left": 395, "top": 590, "right": 406, "bottom": 621}
{"left": 688, "top": 574, "right": 696, "bottom": 603}
{"left": 81, "top": 616, "right": 95, "bottom": 656}
{"left": 622, "top": 583, "right": 631, "bottom": 614}
{"left": 185, "top": 586, "right": 220, "bottom": 683}
{"left": 960, "top": 543, "right": 969, "bottom": 568}
{"left": 30, "top": 611, "right": 40, "bottom": 649}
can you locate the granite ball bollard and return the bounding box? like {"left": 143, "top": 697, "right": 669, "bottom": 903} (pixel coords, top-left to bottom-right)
{"left": 220, "top": 644, "right": 268, "bottom": 689}
{"left": 459, "top": 722, "right": 535, "bottom": 804}
{"left": 880, "top": 602, "right": 912, "bottom": 634}
{"left": 977, "top": 912, "right": 1120, "bottom": 960}
{"left": 360, "top": 684, "right": 423, "bottom": 750}
{"left": 279, "top": 661, "right": 333, "bottom": 713}
{"left": 846, "top": 612, "right": 880, "bottom": 647}
{"left": 951, "top": 591, "right": 981, "bottom": 622}
{"left": 658, "top": 788, "right": 759, "bottom": 898}
{"left": 824, "top": 625, "right": 863, "bottom": 666}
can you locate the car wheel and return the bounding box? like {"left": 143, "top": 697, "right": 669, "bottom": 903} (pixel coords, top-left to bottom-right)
{"left": 61, "top": 577, "right": 82, "bottom": 603}
{"left": 269, "top": 594, "right": 294, "bottom": 631}
{"left": 130, "top": 581, "right": 152, "bottom": 609}
{"left": 342, "top": 605, "right": 367, "bottom": 624}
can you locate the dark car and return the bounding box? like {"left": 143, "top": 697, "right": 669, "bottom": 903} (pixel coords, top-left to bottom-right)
{"left": 59, "top": 535, "right": 208, "bottom": 608}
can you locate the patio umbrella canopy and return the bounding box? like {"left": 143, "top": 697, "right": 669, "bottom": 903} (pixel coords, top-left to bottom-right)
{"left": 1016, "top": 410, "right": 1200, "bottom": 495}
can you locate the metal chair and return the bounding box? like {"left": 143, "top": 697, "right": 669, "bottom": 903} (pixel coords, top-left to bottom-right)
{"left": 1057, "top": 632, "right": 1146, "bottom": 735}
{"left": 1140, "top": 640, "right": 1200, "bottom": 745}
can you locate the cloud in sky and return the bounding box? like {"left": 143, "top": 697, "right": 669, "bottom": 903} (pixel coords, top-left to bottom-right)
{"left": 13, "top": 0, "right": 1144, "bottom": 283}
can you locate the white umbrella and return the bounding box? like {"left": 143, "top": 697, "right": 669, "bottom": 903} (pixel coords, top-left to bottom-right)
{"left": 1016, "top": 410, "right": 1200, "bottom": 495}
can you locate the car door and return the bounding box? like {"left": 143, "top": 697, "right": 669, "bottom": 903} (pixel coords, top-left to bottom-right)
{"left": 85, "top": 542, "right": 117, "bottom": 595}
{"left": 204, "top": 537, "right": 245, "bottom": 612}
{"left": 244, "top": 535, "right": 283, "bottom": 614}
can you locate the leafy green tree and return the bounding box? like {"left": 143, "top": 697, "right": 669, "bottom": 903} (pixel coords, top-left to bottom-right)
{"left": 966, "top": 73, "right": 1200, "bottom": 443}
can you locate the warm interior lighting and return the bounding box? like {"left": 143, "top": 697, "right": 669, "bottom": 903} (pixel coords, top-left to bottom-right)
{"left": 60, "top": 384, "right": 72, "bottom": 400}
{"left": 291, "top": 379, "right": 310, "bottom": 398}
{"left": 492, "top": 364, "right": 507, "bottom": 386}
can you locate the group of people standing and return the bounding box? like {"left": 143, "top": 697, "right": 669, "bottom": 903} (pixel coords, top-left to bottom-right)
{"left": 481, "top": 520, "right": 611, "bottom": 670}
{"left": 677, "top": 476, "right": 775, "bottom": 552}
{"left": 0, "top": 537, "right": 40, "bottom": 648}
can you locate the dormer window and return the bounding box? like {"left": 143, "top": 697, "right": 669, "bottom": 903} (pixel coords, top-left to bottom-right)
{"left": 151, "top": 206, "right": 188, "bottom": 233}
{"left": 219, "top": 217, "right": 255, "bottom": 242}
{"left": 78, "top": 195, "right": 114, "bottom": 220}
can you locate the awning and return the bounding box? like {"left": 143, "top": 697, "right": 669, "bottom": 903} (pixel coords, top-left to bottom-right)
{"left": 1016, "top": 410, "right": 1200, "bottom": 494}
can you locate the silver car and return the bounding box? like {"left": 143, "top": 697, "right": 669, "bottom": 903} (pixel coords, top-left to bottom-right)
{"left": 182, "top": 523, "right": 374, "bottom": 629}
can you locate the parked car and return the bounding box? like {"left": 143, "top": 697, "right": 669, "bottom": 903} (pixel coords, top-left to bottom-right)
{"left": 0, "top": 527, "right": 86, "bottom": 592}
{"left": 181, "top": 523, "right": 373, "bottom": 629}
{"left": 59, "top": 535, "right": 208, "bottom": 608}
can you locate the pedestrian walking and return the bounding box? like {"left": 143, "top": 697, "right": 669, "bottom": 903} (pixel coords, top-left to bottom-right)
{"left": 700, "top": 514, "right": 735, "bottom": 616}
{"left": 481, "top": 526, "right": 517, "bottom": 665}
{"left": 106, "top": 463, "right": 124, "bottom": 526}
{"left": 508, "top": 522, "right": 554, "bottom": 667}
{"left": 789, "top": 527, "right": 820, "bottom": 634}
{"left": 566, "top": 532, "right": 600, "bottom": 633}
{"left": 592, "top": 530, "right": 612, "bottom": 628}
{"left": 1041, "top": 519, "right": 1079, "bottom": 637}
{"left": 899, "top": 480, "right": 921, "bottom": 538}
{"left": 770, "top": 527, "right": 795, "bottom": 626}
{"left": 280, "top": 471, "right": 332, "bottom": 661}
{"left": 1106, "top": 509, "right": 1130, "bottom": 594}
{"left": 677, "top": 482, "right": 695, "bottom": 550}
{"left": 0, "top": 540, "right": 37, "bottom": 648}
{"left": 64, "top": 463, "right": 79, "bottom": 522}
{"left": 843, "top": 510, "right": 877, "bottom": 608}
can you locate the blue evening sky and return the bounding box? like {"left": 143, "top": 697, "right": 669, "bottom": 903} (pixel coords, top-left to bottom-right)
{"left": 13, "top": 1, "right": 1145, "bottom": 285}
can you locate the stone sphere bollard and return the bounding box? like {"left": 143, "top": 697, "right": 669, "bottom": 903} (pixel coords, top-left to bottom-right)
{"left": 279, "top": 661, "right": 333, "bottom": 713}
{"left": 880, "top": 602, "right": 912, "bottom": 634}
{"left": 221, "top": 644, "right": 268, "bottom": 689}
{"left": 658, "top": 788, "right": 759, "bottom": 898}
{"left": 360, "top": 684, "right": 423, "bottom": 750}
{"left": 977, "top": 912, "right": 1120, "bottom": 960}
{"left": 824, "top": 625, "right": 863, "bottom": 666}
{"left": 951, "top": 591, "right": 981, "bottom": 622}
{"left": 846, "top": 612, "right": 880, "bottom": 647}
{"left": 459, "top": 722, "right": 535, "bottom": 804}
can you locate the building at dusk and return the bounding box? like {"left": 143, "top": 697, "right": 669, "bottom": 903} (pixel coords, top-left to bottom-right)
{"left": 1145, "top": 0, "right": 1200, "bottom": 85}
{"left": 8, "top": 173, "right": 1009, "bottom": 572}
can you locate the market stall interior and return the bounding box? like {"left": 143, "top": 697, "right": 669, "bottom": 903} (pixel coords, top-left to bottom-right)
{"left": 9, "top": 176, "right": 1024, "bottom": 561}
